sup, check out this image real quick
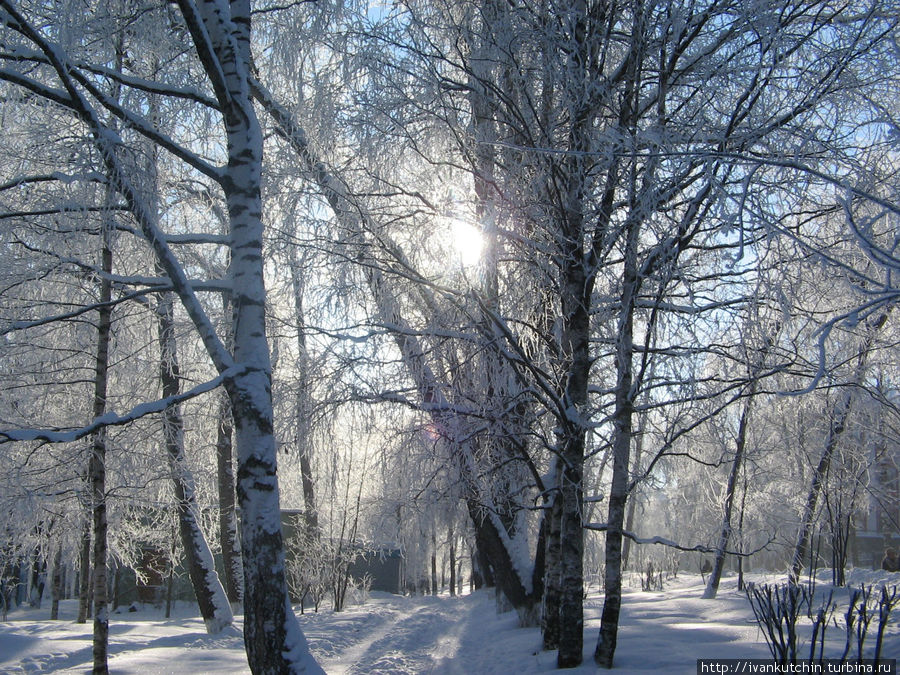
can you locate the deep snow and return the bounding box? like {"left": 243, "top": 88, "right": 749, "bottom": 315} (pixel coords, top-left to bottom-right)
{"left": 1, "top": 571, "right": 897, "bottom": 673}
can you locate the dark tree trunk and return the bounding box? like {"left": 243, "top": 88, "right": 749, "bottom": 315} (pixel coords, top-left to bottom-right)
{"left": 542, "top": 478, "right": 563, "bottom": 650}
{"left": 111, "top": 562, "right": 120, "bottom": 612}
{"left": 555, "top": 121, "right": 592, "bottom": 668}
{"left": 289, "top": 250, "right": 319, "bottom": 539}
{"left": 431, "top": 532, "right": 438, "bottom": 596}
{"left": 77, "top": 512, "right": 91, "bottom": 623}
{"left": 89, "top": 276, "right": 111, "bottom": 675}
{"left": 449, "top": 526, "right": 457, "bottom": 597}
{"left": 156, "top": 287, "right": 233, "bottom": 633}
{"left": 216, "top": 389, "right": 242, "bottom": 605}
{"left": 50, "top": 545, "right": 62, "bottom": 620}
{"left": 737, "top": 470, "right": 749, "bottom": 592}
{"left": 594, "top": 215, "right": 639, "bottom": 669}
{"left": 556, "top": 391, "right": 586, "bottom": 669}
{"left": 466, "top": 499, "right": 543, "bottom": 626}
{"left": 704, "top": 394, "right": 753, "bottom": 599}
{"left": 29, "top": 548, "right": 44, "bottom": 608}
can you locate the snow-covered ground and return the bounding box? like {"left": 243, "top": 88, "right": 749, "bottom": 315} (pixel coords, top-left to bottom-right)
{"left": 1, "top": 571, "right": 897, "bottom": 673}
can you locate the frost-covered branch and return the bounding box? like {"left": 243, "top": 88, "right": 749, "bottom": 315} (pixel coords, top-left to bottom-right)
{"left": 584, "top": 523, "right": 774, "bottom": 557}
{"left": 0, "top": 0, "right": 235, "bottom": 375}
{"left": 0, "top": 288, "right": 161, "bottom": 336}
{"left": 0, "top": 367, "right": 246, "bottom": 444}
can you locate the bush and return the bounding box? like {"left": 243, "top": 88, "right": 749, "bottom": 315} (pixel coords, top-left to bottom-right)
{"left": 745, "top": 581, "right": 899, "bottom": 664}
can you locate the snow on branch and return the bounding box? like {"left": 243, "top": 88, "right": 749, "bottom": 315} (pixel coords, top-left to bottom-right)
{"left": 0, "top": 66, "right": 73, "bottom": 106}
{"left": 584, "top": 523, "right": 774, "bottom": 557}
{"left": 0, "top": 3, "right": 238, "bottom": 376}
{"left": 784, "top": 302, "right": 893, "bottom": 397}
{"left": 0, "top": 288, "right": 161, "bottom": 336}
{"left": 63, "top": 65, "right": 222, "bottom": 182}
{"left": 0, "top": 171, "right": 106, "bottom": 192}
{"left": 73, "top": 60, "right": 219, "bottom": 110}
{"left": 0, "top": 366, "right": 247, "bottom": 445}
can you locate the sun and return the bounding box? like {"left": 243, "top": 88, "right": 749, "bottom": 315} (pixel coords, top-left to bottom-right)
{"left": 450, "top": 218, "right": 483, "bottom": 267}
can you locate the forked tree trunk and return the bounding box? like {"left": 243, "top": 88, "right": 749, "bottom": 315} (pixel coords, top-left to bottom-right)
{"left": 250, "top": 75, "right": 548, "bottom": 628}
{"left": 789, "top": 313, "right": 886, "bottom": 584}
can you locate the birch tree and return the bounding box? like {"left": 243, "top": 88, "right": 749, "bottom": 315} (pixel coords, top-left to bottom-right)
{"left": 0, "top": 0, "right": 323, "bottom": 671}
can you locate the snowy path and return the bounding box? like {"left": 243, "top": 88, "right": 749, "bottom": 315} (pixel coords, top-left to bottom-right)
{"left": 1, "top": 573, "right": 897, "bottom": 674}
{"left": 340, "top": 599, "right": 466, "bottom": 674}
{"left": 311, "top": 595, "right": 473, "bottom": 674}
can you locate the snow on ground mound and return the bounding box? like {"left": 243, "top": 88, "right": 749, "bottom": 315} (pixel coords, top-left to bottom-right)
{"left": 0, "top": 574, "right": 897, "bottom": 673}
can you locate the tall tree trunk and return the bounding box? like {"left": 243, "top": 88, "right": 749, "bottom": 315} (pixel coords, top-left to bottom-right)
{"left": 173, "top": 2, "right": 322, "bottom": 670}
{"left": 76, "top": 517, "right": 91, "bottom": 623}
{"left": 542, "top": 479, "right": 562, "bottom": 650}
{"left": 553, "top": 10, "right": 595, "bottom": 657}
{"left": 594, "top": 216, "right": 640, "bottom": 669}
{"left": 156, "top": 287, "right": 233, "bottom": 633}
{"left": 50, "top": 545, "right": 62, "bottom": 620}
{"left": 789, "top": 313, "right": 887, "bottom": 584}
{"left": 703, "top": 393, "right": 753, "bottom": 599}
{"left": 555, "top": 285, "right": 589, "bottom": 668}
{"left": 216, "top": 386, "right": 243, "bottom": 605}
{"left": 89, "top": 205, "right": 113, "bottom": 675}
{"left": 449, "top": 524, "right": 457, "bottom": 598}
{"left": 288, "top": 250, "right": 318, "bottom": 537}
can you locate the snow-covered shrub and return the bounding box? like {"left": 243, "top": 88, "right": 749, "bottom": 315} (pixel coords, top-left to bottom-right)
{"left": 746, "top": 582, "right": 899, "bottom": 664}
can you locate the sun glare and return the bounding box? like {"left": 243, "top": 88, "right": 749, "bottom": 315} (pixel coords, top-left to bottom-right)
{"left": 450, "top": 218, "right": 483, "bottom": 267}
